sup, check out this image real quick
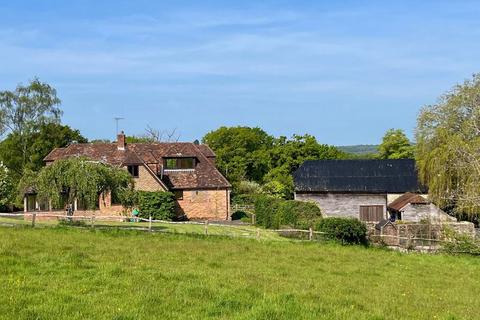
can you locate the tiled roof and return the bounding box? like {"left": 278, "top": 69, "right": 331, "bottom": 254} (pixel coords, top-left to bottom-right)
{"left": 387, "top": 192, "right": 429, "bottom": 212}
{"left": 44, "top": 142, "right": 231, "bottom": 190}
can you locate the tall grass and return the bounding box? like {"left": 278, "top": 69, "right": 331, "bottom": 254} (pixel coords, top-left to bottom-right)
{"left": 0, "top": 227, "right": 478, "bottom": 319}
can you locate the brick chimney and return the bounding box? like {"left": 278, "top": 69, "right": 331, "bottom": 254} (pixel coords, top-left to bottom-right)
{"left": 117, "top": 131, "right": 126, "bottom": 150}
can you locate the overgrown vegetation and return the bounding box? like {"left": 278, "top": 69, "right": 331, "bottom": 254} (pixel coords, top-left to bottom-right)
{"left": 0, "top": 227, "right": 479, "bottom": 319}
{"left": 316, "top": 217, "right": 368, "bottom": 245}
{"left": 136, "top": 191, "right": 176, "bottom": 220}
{"left": 253, "top": 195, "right": 322, "bottom": 229}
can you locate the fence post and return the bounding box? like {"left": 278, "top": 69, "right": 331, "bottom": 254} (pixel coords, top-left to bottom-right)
{"left": 91, "top": 213, "right": 95, "bottom": 229}
{"left": 251, "top": 213, "right": 256, "bottom": 225}
{"left": 309, "top": 227, "right": 313, "bottom": 241}
{"left": 149, "top": 215, "right": 152, "bottom": 232}
{"left": 204, "top": 220, "right": 209, "bottom": 236}
{"left": 31, "top": 212, "right": 37, "bottom": 228}
{"left": 256, "top": 229, "right": 260, "bottom": 241}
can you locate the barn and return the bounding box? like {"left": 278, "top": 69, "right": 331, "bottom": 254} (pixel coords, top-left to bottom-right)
{"left": 293, "top": 159, "right": 427, "bottom": 222}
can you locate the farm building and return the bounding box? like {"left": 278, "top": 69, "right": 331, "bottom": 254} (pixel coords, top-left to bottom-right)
{"left": 293, "top": 159, "right": 429, "bottom": 222}
{"left": 387, "top": 192, "right": 456, "bottom": 222}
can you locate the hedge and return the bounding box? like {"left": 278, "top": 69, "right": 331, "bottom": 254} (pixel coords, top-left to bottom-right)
{"left": 137, "top": 191, "right": 176, "bottom": 221}
{"left": 316, "top": 217, "right": 367, "bottom": 245}
{"left": 253, "top": 195, "right": 321, "bottom": 229}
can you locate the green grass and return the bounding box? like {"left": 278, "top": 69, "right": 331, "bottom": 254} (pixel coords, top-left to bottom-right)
{"left": 0, "top": 227, "right": 479, "bottom": 319}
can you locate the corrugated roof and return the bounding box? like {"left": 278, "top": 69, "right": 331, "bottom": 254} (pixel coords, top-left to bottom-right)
{"left": 293, "top": 159, "right": 426, "bottom": 193}
{"left": 387, "top": 192, "right": 429, "bottom": 212}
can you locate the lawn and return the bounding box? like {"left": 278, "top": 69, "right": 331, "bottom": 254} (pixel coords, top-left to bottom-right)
{"left": 0, "top": 227, "right": 479, "bottom": 320}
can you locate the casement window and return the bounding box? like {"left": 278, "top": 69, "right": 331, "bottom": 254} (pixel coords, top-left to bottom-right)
{"left": 359, "top": 205, "right": 384, "bottom": 222}
{"left": 127, "top": 165, "right": 139, "bottom": 178}
{"left": 174, "top": 190, "right": 184, "bottom": 200}
{"left": 164, "top": 158, "right": 196, "bottom": 170}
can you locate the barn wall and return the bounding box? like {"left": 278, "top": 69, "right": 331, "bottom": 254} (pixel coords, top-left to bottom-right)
{"left": 401, "top": 204, "right": 457, "bottom": 223}
{"left": 295, "top": 193, "right": 387, "bottom": 220}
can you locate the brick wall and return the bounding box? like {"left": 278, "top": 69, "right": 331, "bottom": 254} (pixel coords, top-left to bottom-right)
{"left": 176, "top": 189, "right": 230, "bottom": 220}
{"left": 295, "top": 193, "right": 387, "bottom": 220}
{"left": 132, "top": 165, "right": 166, "bottom": 192}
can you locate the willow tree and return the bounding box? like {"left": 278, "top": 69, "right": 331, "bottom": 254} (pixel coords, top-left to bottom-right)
{"left": 416, "top": 74, "right": 480, "bottom": 218}
{"left": 19, "top": 157, "right": 133, "bottom": 210}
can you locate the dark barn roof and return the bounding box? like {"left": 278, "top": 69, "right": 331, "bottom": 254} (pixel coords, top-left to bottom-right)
{"left": 293, "top": 159, "right": 426, "bottom": 194}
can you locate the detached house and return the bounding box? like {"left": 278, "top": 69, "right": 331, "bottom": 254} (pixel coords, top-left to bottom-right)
{"left": 29, "top": 132, "right": 231, "bottom": 220}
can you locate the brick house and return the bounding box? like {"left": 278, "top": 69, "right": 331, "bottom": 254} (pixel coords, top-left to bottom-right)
{"left": 26, "top": 132, "right": 231, "bottom": 220}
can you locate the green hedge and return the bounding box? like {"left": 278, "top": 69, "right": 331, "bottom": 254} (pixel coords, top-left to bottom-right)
{"left": 137, "top": 191, "right": 176, "bottom": 221}
{"left": 316, "top": 217, "right": 367, "bottom": 245}
{"left": 253, "top": 195, "right": 321, "bottom": 229}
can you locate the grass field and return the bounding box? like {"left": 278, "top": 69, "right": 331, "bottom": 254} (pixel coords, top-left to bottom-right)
{"left": 0, "top": 227, "right": 479, "bottom": 319}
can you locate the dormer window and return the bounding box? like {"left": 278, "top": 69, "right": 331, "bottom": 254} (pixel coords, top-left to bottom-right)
{"left": 164, "top": 157, "right": 196, "bottom": 170}
{"left": 127, "top": 165, "right": 139, "bottom": 178}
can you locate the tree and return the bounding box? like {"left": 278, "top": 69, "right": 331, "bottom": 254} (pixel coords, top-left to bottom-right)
{"left": 0, "top": 162, "right": 14, "bottom": 210}
{"left": 0, "top": 123, "right": 87, "bottom": 180}
{"left": 202, "top": 126, "right": 274, "bottom": 182}
{"left": 378, "top": 129, "right": 415, "bottom": 159}
{"left": 19, "top": 157, "right": 133, "bottom": 210}
{"left": 416, "top": 74, "right": 480, "bottom": 218}
{"left": 0, "top": 78, "right": 62, "bottom": 170}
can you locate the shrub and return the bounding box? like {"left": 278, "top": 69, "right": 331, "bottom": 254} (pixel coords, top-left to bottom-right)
{"left": 137, "top": 191, "right": 176, "bottom": 221}
{"left": 276, "top": 201, "right": 322, "bottom": 229}
{"left": 316, "top": 217, "right": 367, "bottom": 245}
{"left": 254, "top": 195, "right": 281, "bottom": 229}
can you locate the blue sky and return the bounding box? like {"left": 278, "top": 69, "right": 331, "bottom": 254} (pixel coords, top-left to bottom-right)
{"left": 1, "top": 1, "right": 480, "bottom": 145}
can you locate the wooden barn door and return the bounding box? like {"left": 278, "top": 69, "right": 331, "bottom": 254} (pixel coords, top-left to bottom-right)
{"left": 359, "top": 205, "right": 384, "bottom": 222}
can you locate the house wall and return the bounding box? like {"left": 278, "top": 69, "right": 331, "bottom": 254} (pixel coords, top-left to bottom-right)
{"left": 401, "top": 204, "right": 457, "bottom": 223}
{"left": 176, "top": 189, "right": 230, "bottom": 220}
{"left": 132, "top": 165, "right": 166, "bottom": 192}
{"left": 295, "top": 193, "right": 387, "bottom": 220}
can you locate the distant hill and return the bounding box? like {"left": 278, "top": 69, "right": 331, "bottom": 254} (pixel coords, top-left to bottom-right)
{"left": 337, "top": 145, "right": 379, "bottom": 155}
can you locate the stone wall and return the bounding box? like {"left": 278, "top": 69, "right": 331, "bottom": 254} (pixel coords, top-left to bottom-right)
{"left": 176, "top": 189, "right": 230, "bottom": 220}
{"left": 295, "top": 193, "right": 387, "bottom": 220}
{"left": 401, "top": 204, "right": 457, "bottom": 223}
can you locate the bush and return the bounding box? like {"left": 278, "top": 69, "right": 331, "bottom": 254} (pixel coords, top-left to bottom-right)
{"left": 316, "top": 217, "right": 367, "bottom": 245}
{"left": 254, "top": 195, "right": 281, "bottom": 229}
{"left": 137, "top": 191, "right": 176, "bottom": 221}
{"left": 276, "top": 201, "right": 322, "bottom": 229}
{"left": 254, "top": 196, "right": 321, "bottom": 229}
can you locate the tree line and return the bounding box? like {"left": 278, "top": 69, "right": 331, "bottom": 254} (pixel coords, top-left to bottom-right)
{"left": 1, "top": 76, "right": 478, "bottom": 221}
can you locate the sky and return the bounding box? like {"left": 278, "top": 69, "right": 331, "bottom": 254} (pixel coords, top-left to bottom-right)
{"left": 1, "top": 0, "right": 480, "bottom": 145}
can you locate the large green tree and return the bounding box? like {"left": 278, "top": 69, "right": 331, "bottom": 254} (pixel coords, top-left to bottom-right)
{"left": 19, "top": 157, "right": 133, "bottom": 210}
{"left": 0, "top": 162, "right": 14, "bottom": 210}
{"left": 416, "top": 74, "right": 480, "bottom": 218}
{"left": 378, "top": 129, "right": 415, "bottom": 159}
{"left": 202, "top": 126, "right": 273, "bottom": 182}
{"left": 0, "top": 79, "right": 62, "bottom": 172}
{"left": 0, "top": 123, "right": 87, "bottom": 180}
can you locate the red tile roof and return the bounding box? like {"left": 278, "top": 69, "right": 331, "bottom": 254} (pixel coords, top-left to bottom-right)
{"left": 44, "top": 142, "right": 231, "bottom": 190}
{"left": 387, "top": 192, "right": 429, "bottom": 212}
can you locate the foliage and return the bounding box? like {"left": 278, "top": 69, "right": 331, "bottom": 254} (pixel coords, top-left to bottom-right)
{"left": 441, "top": 226, "right": 480, "bottom": 255}
{"left": 1, "top": 227, "right": 479, "bottom": 319}
{"left": 19, "top": 157, "right": 133, "bottom": 210}
{"left": 416, "top": 74, "right": 480, "bottom": 218}
{"left": 0, "top": 78, "right": 62, "bottom": 171}
{"left": 0, "top": 162, "right": 14, "bottom": 210}
{"left": 316, "top": 217, "right": 368, "bottom": 245}
{"left": 276, "top": 200, "right": 322, "bottom": 229}
{"left": 233, "top": 180, "right": 263, "bottom": 195}
{"left": 0, "top": 123, "right": 87, "bottom": 180}
{"left": 378, "top": 129, "right": 415, "bottom": 159}
{"left": 253, "top": 195, "right": 322, "bottom": 229}
{"left": 203, "top": 127, "right": 345, "bottom": 199}
{"left": 337, "top": 144, "right": 379, "bottom": 155}
{"left": 136, "top": 191, "right": 176, "bottom": 220}
{"left": 116, "top": 188, "right": 139, "bottom": 212}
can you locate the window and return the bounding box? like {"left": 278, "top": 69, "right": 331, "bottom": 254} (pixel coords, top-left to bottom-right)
{"left": 359, "top": 205, "right": 384, "bottom": 222}
{"left": 127, "top": 165, "right": 139, "bottom": 178}
{"left": 164, "top": 158, "right": 196, "bottom": 169}
{"left": 174, "top": 190, "right": 184, "bottom": 200}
